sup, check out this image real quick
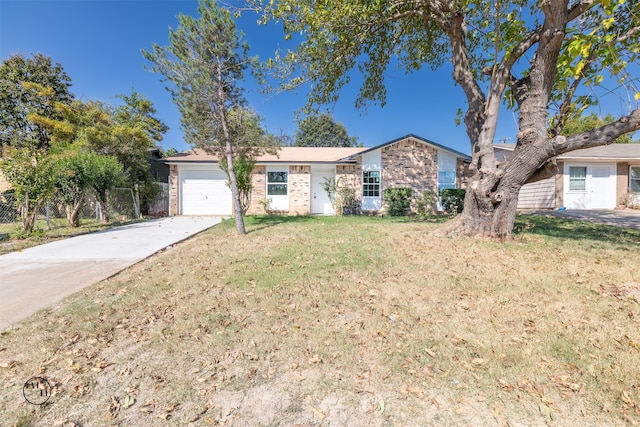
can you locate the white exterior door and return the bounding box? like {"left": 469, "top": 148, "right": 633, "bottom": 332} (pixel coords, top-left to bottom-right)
{"left": 563, "top": 163, "right": 616, "bottom": 209}
{"left": 311, "top": 166, "right": 336, "bottom": 214}
{"left": 180, "top": 167, "right": 232, "bottom": 215}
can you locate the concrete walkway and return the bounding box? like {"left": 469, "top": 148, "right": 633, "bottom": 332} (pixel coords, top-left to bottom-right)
{"left": 524, "top": 208, "right": 640, "bottom": 230}
{"left": 0, "top": 216, "right": 221, "bottom": 330}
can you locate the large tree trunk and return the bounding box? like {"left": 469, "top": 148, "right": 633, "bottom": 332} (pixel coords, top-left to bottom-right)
{"left": 65, "top": 198, "right": 83, "bottom": 227}
{"left": 20, "top": 191, "right": 39, "bottom": 233}
{"left": 217, "top": 68, "right": 246, "bottom": 235}
{"left": 97, "top": 191, "right": 109, "bottom": 223}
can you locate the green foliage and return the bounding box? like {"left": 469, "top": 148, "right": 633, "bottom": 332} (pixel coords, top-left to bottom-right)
{"left": 55, "top": 152, "right": 110, "bottom": 226}
{"left": 384, "top": 188, "right": 412, "bottom": 216}
{"left": 220, "top": 152, "right": 256, "bottom": 215}
{"left": 0, "top": 53, "right": 73, "bottom": 151}
{"left": 559, "top": 113, "right": 636, "bottom": 144}
{"left": 294, "top": 114, "right": 360, "bottom": 147}
{"left": 415, "top": 189, "right": 437, "bottom": 219}
{"left": 142, "top": 0, "right": 252, "bottom": 151}
{"left": 91, "top": 155, "right": 124, "bottom": 223}
{"left": 0, "top": 149, "right": 59, "bottom": 232}
{"left": 440, "top": 189, "right": 465, "bottom": 214}
{"left": 321, "top": 177, "right": 337, "bottom": 210}
{"left": 143, "top": 0, "right": 279, "bottom": 234}
{"left": 337, "top": 185, "right": 360, "bottom": 216}
{"left": 163, "top": 148, "right": 180, "bottom": 157}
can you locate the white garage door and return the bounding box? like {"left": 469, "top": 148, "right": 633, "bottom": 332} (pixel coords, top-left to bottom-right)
{"left": 181, "top": 168, "right": 232, "bottom": 215}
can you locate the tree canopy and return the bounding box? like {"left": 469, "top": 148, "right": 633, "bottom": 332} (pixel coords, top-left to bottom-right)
{"left": 257, "top": 0, "right": 640, "bottom": 238}
{"left": 294, "top": 114, "right": 360, "bottom": 147}
{"left": 144, "top": 0, "right": 279, "bottom": 234}
{"left": 0, "top": 53, "right": 166, "bottom": 230}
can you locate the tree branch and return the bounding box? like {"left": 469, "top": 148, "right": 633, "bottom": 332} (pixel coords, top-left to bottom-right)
{"left": 560, "top": 108, "right": 640, "bottom": 152}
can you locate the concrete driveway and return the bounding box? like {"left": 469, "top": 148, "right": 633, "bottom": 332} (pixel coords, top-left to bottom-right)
{"left": 524, "top": 209, "right": 640, "bottom": 230}
{"left": 0, "top": 216, "right": 221, "bottom": 330}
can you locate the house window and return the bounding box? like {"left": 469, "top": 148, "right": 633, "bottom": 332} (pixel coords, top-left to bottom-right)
{"left": 631, "top": 166, "right": 640, "bottom": 193}
{"left": 267, "top": 171, "right": 288, "bottom": 196}
{"left": 569, "top": 166, "right": 587, "bottom": 191}
{"left": 363, "top": 171, "right": 380, "bottom": 197}
{"left": 438, "top": 170, "right": 456, "bottom": 190}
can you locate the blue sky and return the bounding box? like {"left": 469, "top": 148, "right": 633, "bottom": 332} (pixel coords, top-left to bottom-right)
{"left": 0, "top": 1, "right": 634, "bottom": 154}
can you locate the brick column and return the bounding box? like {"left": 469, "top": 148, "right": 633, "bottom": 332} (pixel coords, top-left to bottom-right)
{"left": 289, "top": 165, "right": 311, "bottom": 215}
{"left": 169, "top": 164, "right": 179, "bottom": 216}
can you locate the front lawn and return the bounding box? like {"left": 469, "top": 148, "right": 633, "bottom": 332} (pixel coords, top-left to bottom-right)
{"left": 1, "top": 215, "right": 639, "bottom": 426}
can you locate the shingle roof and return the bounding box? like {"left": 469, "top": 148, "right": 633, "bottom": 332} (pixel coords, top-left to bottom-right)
{"left": 557, "top": 144, "right": 640, "bottom": 160}
{"left": 163, "top": 134, "right": 472, "bottom": 164}
{"left": 163, "top": 147, "right": 367, "bottom": 164}
{"left": 494, "top": 143, "right": 640, "bottom": 161}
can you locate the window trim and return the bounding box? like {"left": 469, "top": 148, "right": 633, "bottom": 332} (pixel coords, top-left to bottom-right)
{"left": 362, "top": 170, "right": 381, "bottom": 198}
{"left": 631, "top": 165, "right": 640, "bottom": 193}
{"left": 568, "top": 166, "right": 587, "bottom": 192}
{"left": 266, "top": 170, "right": 288, "bottom": 197}
{"left": 438, "top": 169, "right": 456, "bottom": 192}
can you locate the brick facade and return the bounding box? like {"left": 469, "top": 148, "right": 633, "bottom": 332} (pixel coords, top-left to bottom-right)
{"left": 289, "top": 165, "right": 311, "bottom": 215}
{"left": 617, "top": 162, "right": 629, "bottom": 206}
{"left": 168, "top": 138, "right": 472, "bottom": 216}
{"left": 246, "top": 166, "right": 266, "bottom": 215}
{"left": 169, "top": 164, "right": 179, "bottom": 216}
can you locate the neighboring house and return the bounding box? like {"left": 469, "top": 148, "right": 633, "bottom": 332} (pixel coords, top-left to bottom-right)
{"left": 163, "top": 134, "right": 472, "bottom": 216}
{"left": 557, "top": 144, "right": 640, "bottom": 209}
{"left": 148, "top": 148, "right": 170, "bottom": 183}
{"left": 494, "top": 143, "right": 640, "bottom": 210}
{"left": 494, "top": 143, "right": 557, "bottom": 209}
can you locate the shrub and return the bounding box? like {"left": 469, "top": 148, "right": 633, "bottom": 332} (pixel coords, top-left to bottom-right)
{"left": 384, "top": 188, "right": 412, "bottom": 216}
{"left": 338, "top": 186, "right": 360, "bottom": 215}
{"left": 441, "top": 188, "right": 465, "bottom": 214}
{"left": 416, "top": 189, "right": 437, "bottom": 219}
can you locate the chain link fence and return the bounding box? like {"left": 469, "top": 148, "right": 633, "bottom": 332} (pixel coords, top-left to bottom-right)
{"left": 0, "top": 188, "right": 141, "bottom": 238}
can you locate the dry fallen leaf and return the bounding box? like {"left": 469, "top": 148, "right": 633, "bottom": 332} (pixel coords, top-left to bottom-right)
{"left": 312, "top": 407, "right": 326, "bottom": 420}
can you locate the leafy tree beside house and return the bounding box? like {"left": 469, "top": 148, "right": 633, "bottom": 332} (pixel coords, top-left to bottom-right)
{"left": 258, "top": 0, "right": 640, "bottom": 239}
{"left": 0, "top": 53, "right": 73, "bottom": 232}
{"left": 294, "top": 114, "right": 360, "bottom": 147}
{"left": 143, "top": 0, "right": 279, "bottom": 235}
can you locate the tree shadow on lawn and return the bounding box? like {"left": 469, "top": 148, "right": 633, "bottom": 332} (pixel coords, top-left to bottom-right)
{"left": 515, "top": 214, "right": 640, "bottom": 247}
{"left": 243, "top": 214, "right": 445, "bottom": 233}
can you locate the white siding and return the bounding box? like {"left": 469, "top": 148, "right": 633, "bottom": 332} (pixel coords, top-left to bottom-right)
{"left": 517, "top": 177, "right": 556, "bottom": 209}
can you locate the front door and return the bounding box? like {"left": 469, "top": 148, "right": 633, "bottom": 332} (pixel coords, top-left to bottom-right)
{"left": 311, "top": 166, "right": 335, "bottom": 214}
{"left": 590, "top": 165, "right": 615, "bottom": 209}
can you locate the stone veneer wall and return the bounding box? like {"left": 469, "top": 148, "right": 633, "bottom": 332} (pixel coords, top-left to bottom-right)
{"left": 246, "top": 166, "right": 266, "bottom": 215}
{"left": 380, "top": 138, "right": 438, "bottom": 212}
{"left": 335, "top": 163, "right": 362, "bottom": 213}
{"left": 169, "top": 164, "right": 179, "bottom": 216}
{"left": 289, "top": 165, "right": 311, "bottom": 215}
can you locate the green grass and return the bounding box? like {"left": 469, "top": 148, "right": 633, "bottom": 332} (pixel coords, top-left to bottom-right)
{"left": 0, "top": 215, "right": 639, "bottom": 426}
